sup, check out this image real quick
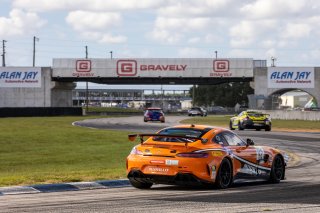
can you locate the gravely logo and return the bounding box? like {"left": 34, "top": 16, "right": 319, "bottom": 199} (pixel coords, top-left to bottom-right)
{"left": 74, "top": 60, "right": 94, "bottom": 77}
{"left": 140, "top": 64, "right": 187, "bottom": 71}
{"left": 211, "top": 60, "right": 232, "bottom": 77}
{"left": 116, "top": 60, "right": 187, "bottom": 76}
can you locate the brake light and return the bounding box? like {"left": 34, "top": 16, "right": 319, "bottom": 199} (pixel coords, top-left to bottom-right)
{"left": 176, "top": 152, "right": 208, "bottom": 158}
{"left": 130, "top": 146, "right": 143, "bottom": 155}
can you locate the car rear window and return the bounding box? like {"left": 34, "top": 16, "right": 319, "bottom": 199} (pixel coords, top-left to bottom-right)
{"left": 153, "top": 128, "right": 211, "bottom": 142}
{"left": 248, "top": 113, "right": 264, "bottom": 117}
{"left": 159, "top": 128, "right": 210, "bottom": 138}
{"left": 148, "top": 109, "right": 162, "bottom": 113}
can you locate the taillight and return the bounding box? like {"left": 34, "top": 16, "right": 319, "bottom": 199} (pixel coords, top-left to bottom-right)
{"left": 130, "top": 146, "right": 143, "bottom": 155}
{"left": 176, "top": 152, "right": 208, "bottom": 158}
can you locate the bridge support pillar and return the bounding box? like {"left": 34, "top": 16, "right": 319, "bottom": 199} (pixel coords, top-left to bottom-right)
{"left": 51, "top": 82, "right": 76, "bottom": 107}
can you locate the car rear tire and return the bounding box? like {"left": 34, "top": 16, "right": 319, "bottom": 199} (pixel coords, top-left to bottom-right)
{"left": 215, "top": 158, "right": 233, "bottom": 189}
{"left": 265, "top": 125, "right": 271, "bottom": 131}
{"left": 129, "top": 178, "right": 153, "bottom": 189}
{"left": 269, "top": 155, "right": 285, "bottom": 183}
{"left": 238, "top": 122, "right": 244, "bottom": 130}
{"left": 229, "top": 121, "right": 235, "bottom": 130}
{"left": 255, "top": 128, "right": 261, "bottom": 131}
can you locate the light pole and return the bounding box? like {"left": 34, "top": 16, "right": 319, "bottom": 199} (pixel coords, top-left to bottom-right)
{"left": 1, "top": 40, "right": 6, "bottom": 67}
{"left": 33, "top": 36, "right": 39, "bottom": 67}
{"left": 271, "top": 56, "right": 276, "bottom": 67}
{"left": 110, "top": 51, "right": 113, "bottom": 59}
{"left": 215, "top": 50, "right": 218, "bottom": 59}
{"left": 85, "top": 46, "right": 89, "bottom": 113}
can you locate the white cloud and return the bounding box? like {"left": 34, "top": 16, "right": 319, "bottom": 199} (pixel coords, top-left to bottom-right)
{"left": 66, "top": 10, "right": 126, "bottom": 44}
{"left": 280, "top": 23, "right": 311, "bottom": 39}
{"left": 100, "top": 34, "right": 127, "bottom": 43}
{"left": 158, "top": 0, "right": 233, "bottom": 17}
{"left": 178, "top": 47, "right": 207, "bottom": 57}
{"left": 240, "top": 0, "right": 307, "bottom": 19}
{"left": 150, "top": 17, "right": 210, "bottom": 43}
{"left": 0, "top": 9, "right": 46, "bottom": 37}
{"left": 13, "top": 0, "right": 165, "bottom": 12}
{"left": 188, "top": 37, "right": 201, "bottom": 44}
{"left": 229, "top": 19, "right": 279, "bottom": 48}
{"left": 66, "top": 11, "right": 121, "bottom": 31}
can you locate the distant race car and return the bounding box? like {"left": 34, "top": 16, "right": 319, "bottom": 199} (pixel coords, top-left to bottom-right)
{"left": 230, "top": 111, "right": 272, "bottom": 131}
{"left": 188, "top": 107, "right": 207, "bottom": 116}
{"left": 126, "top": 124, "right": 287, "bottom": 189}
{"left": 144, "top": 108, "right": 165, "bottom": 123}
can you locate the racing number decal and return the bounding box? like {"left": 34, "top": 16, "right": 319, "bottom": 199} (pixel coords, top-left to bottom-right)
{"left": 255, "top": 146, "right": 265, "bottom": 164}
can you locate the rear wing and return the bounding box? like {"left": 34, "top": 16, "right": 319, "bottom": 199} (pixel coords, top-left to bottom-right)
{"left": 128, "top": 133, "right": 208, "bottom": 146}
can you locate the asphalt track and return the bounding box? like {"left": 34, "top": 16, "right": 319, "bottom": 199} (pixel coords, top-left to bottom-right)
{"left": 1, "top": 116, "right": 319, "bottom": 213}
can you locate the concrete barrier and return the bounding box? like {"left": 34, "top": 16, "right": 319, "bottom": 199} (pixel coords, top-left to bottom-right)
{"left": 259, "top": 110, "right": 320, "bottom": 121}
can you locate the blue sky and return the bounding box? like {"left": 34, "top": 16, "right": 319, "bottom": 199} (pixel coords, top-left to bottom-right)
{"left": 1, "top": 0, "right": 320, "bottom": 90}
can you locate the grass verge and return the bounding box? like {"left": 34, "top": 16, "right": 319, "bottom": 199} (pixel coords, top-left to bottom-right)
{"left": 0, "top": 116, "right": 136, "bottom": 186}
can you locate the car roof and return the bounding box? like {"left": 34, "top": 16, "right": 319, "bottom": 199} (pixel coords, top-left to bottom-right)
{"left": 246, "top": 110, "right": 263, "bottom": 113}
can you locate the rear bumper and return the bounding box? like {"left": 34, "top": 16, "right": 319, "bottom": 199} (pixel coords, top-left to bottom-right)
{"left": 144, "top": 116, "right": 165, "bottom": 121}
{"left": 242, "top": 120, "right": 270, "bottom": 129}
{"left": 128, "top": 170, "right": 212, "bottom": 186}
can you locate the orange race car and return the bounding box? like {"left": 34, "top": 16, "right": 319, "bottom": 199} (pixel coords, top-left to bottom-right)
{"left": 126, "top": 124, "right": 288, "bottom": 189}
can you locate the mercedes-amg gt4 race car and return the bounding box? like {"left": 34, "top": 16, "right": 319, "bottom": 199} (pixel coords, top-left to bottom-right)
{"left": 126, "top": 124, "right": 287, "bottom": 189}
{"left": 230, "top": 110, "right": 272, "bottom": 131}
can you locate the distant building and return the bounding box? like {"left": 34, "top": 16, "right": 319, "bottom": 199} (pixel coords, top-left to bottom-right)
{"left": 280, "top": 91, "right": 312, "bottom": 109}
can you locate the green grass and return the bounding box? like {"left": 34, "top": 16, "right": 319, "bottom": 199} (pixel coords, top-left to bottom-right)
{"left": 0, "top": 116, "right": 137, "bottom": 186}
{"left": 1, "top": 115, "right": 319, "bottom": 187}
{"left": 181, "top": 115, "right": 320, "bottom": 131}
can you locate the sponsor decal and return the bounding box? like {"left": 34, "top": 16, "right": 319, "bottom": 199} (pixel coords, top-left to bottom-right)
{"left": 211, "top": 60, "right": 232, "bottom": 77}
{"left": 0, "top": 69, "right": 41, "bottom": 88}
{"left": 255, "top": 146, "right": 265, "bottom": 165}
{"left": 148, "top": 167, "right": 169, "bottom": 173}
{"left": 211, "top": 165, "right": 216, "bottom": 180}
{"left": 73, "top": 60, "right": 94, "bottom": 77}
{"left": 211, "top": 151, "right": 223, "bottom": 157}
{"left": 117, "top": 60, "right": 137, "bottom": 76}
{"left": 268, "top": 68, "right": 314, "bottom": 88}
{"left": 150, "top": 160, "right": 165, "bottom": 164}
{"left": 240, "top": 164, "right": 264, "bottom": 176}
{"left": 165, "top": 159, "right": 179, "bottom": 166}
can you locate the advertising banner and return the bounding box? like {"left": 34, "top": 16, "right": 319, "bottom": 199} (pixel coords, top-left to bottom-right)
{"left": 267, "top": 67, "right": 314, "bottom": 88}
{"left": 0, "top": 67, "right": 41, "bottom": 88}
{"left": 52, "top": 58, "right": 254, "bottom": 78}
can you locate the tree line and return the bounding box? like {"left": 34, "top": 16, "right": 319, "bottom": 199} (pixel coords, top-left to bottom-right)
{"left": 190, "top": 82, "right": 253, "bottom": 107}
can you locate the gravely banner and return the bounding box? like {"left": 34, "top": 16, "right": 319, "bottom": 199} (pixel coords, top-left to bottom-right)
{"left": 267, "top": 67, "right": 315, "bottom": 88}
{"left": 0, "top": 67, "right": 41, "bottom": 88}
{"left": 52, "top": 58, "right": 254, "bottom": 78}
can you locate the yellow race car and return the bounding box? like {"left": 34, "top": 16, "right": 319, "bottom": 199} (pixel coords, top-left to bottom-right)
{"left": 230, "top": 111, "right": 271, "bottom": 131}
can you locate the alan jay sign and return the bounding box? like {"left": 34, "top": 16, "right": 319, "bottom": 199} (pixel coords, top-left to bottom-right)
{"left": 0, "top": 67, "right": 41, "bottom": 88}
{"left": 267, "top": 67, "right": 315, "bottom": 88}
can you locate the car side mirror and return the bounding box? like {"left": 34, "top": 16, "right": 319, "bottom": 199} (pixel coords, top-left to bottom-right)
{"left": 246, "top": 138, "right": 254, "bottom": 146}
